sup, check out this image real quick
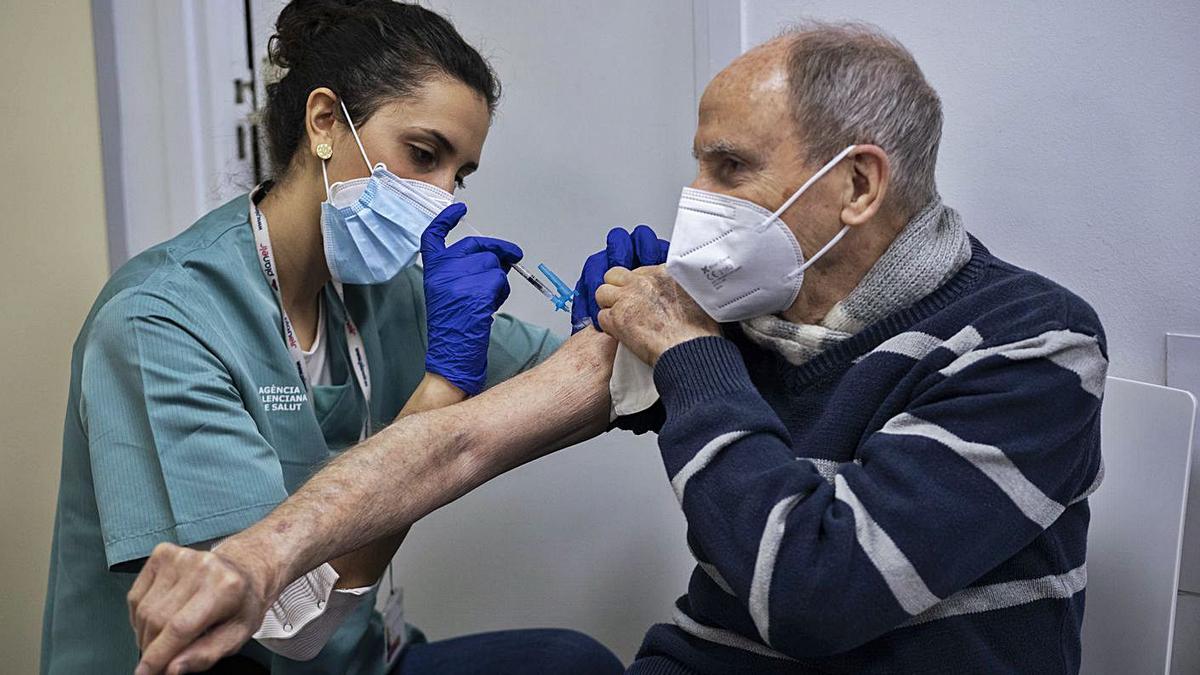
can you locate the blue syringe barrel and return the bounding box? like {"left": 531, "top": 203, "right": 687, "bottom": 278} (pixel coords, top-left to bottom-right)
{"left": 537, "top": 263, "right": 577, "bottom": 311}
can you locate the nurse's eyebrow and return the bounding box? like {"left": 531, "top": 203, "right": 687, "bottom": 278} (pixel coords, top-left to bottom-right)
{"left": 417, "top": 127, "right": 478, "bottom": 173}
{"left": 417, "top": 127, "right": 455, "bottom": 154}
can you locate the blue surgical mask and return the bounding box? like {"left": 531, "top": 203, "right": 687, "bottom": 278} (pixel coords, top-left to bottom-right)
{"left": 319, "top": 100, "right": 455, "bottom": 285}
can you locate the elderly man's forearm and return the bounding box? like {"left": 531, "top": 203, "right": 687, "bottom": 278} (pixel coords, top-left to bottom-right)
{"left": 221, "top": 329, "right": 616, "bottom": 598}
{"left": 326, "top": 372, "right": 471, "bottom": 588}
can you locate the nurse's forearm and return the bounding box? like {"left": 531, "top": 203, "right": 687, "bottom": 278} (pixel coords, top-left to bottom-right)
{"left": 222, "top": 328, "right": 616, "bottom": 602}
{"left": 327, "top": 372, "right": 467, "bottom": 588}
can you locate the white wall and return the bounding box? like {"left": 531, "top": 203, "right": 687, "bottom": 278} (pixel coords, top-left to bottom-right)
{"left": 388, "top": 0, "right": 700, "bottom": 660}
{"left": 740, "top": 1, "right": 1200, "bottom": 671}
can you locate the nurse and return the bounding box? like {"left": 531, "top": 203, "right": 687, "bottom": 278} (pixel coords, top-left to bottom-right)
{"left": 40, "top": 1, "right": 621, "bottom": 674}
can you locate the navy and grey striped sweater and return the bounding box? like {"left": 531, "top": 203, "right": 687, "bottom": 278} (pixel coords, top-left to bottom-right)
{"left": 633, "top": 237, "right": 1106, "bottom": 674}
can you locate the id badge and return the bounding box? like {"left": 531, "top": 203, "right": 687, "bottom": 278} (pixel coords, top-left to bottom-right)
{"left": 382, "top": 585, "right": 405, "bottom": 670}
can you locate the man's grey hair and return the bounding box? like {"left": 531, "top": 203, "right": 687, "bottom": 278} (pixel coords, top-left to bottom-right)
{"left": 782, "top": 22, "right": 942, "bottom": 218}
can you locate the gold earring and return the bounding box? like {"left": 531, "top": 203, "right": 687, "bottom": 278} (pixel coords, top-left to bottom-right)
{"left": 315, "top": 143, "right": 333, "bottom": 160}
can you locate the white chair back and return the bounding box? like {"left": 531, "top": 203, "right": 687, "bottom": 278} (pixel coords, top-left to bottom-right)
{"left": 1082, "top": 377, "right": 1196, "bottom": 674}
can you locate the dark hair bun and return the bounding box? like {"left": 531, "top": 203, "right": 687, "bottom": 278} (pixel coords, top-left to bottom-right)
{"left": 270, "top": 0, "right": 369, "bottom": 70}
{"left": 262, "top": 0, "right": 500, "bottom": 174}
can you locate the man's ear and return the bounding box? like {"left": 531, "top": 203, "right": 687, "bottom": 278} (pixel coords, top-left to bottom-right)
{"left": 304, "top": 87, "right": 340, "bottom": 159}
{"left": 840, "top": 145, "right": 890, "bottom": 226}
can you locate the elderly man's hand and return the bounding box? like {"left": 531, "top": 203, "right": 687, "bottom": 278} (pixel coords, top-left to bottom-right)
{"left": 594, "top": 265, "right": 719, "bottom": 365}
{"left": 128, "top": 542, "right": 272, "bottom": 675}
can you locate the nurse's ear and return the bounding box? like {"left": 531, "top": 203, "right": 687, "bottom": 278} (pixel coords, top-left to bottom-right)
{"left": 304, "top": 87, "right": 340, "bottom": 163}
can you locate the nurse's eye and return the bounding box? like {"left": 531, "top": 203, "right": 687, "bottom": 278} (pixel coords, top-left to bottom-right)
{"left": 408, "top": 145, "right": 436, "bottom": 170}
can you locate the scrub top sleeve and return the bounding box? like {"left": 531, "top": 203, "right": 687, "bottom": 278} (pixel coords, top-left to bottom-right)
{"left": 482, "top": 313, "right": 564, "bottom": 389}
{"left": 81, "top": 296, "right": 288, "bottom": 570}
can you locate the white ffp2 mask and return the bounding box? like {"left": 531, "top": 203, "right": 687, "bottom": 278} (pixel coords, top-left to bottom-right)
{"left": 665, "top": 145, "right": 857, "bottom": 322}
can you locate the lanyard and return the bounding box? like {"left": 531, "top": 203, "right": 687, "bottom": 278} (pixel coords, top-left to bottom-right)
{"left": 248, "top": 191, "right": 372, "bottom": 436}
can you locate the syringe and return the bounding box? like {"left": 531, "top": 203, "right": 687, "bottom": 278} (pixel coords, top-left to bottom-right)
{"left": 511, "top": 261, "right": 559, "bottom": 304}
{"left": 457, "top": 222, "right": 578, "bottom": 312}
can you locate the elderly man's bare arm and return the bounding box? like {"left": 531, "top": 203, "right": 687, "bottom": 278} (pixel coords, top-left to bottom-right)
{"left": 129, "top": 328, "right": 617, "bottom": 675}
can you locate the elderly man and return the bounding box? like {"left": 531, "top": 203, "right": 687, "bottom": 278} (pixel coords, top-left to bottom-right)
{"left": 129, "top": 22, "right": 1105, "bottom": 675}
{"left": 587, "top": 23, "right": 1106, "bottom": 675}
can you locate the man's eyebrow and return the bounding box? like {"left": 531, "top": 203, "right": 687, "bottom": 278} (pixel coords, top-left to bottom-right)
{"left": 693, "top": 138, "right": 741, "bottom": 159}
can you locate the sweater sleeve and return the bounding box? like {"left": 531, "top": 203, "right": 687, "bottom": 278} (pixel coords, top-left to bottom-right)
{"left": 653, "top": 331, "right": 1105, "bottom": 658}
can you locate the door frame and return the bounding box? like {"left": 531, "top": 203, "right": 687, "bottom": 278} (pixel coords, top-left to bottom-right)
{"left": 92, "top": 0, "right": 259, "bottom": 269}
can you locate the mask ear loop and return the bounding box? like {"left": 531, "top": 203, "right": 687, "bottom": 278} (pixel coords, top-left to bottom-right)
{"left": 339, "top": 99, "right": 373, "bottom": 171}
{"left": 321, "top": 157, "right": 333, "bottom": 203}
{"left": 765, "top": 144, "right": 858, "bottom": 230}
{"left": 760, "top": 144, "right": 857, "bottom": 280}
{"left": 322, "top": 99, "right": 374, "bottom": 204}
{"left": 798, "top": 224, "right": 851, "bottom": 272}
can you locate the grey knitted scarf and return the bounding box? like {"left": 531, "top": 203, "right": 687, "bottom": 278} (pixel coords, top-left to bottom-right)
{"left": 740, "top": 198, "right": 971, "bottom": 365}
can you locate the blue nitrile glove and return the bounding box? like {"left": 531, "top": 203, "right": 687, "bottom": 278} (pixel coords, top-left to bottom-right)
{"left": 572, "top": 224, "right": 670, "bottom": 333}
{"left": 421, "top": 203, "right": 524, "bottom": 395}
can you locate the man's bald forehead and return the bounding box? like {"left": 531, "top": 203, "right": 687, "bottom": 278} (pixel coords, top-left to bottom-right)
{"left": 700, "top": 43, "right": 793, "bottom": 129}
{"left": 709, "top": 38, "right": 791, "bottom": 97}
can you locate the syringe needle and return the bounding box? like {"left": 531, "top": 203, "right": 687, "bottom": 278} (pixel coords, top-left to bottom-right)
{"left": 511, "top": 262, "right": 558, "bottom": 301}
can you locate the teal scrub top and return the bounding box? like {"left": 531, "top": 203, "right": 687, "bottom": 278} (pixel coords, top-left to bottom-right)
{"left": 40, "top": 194, "right": 563, "bottom": 674}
